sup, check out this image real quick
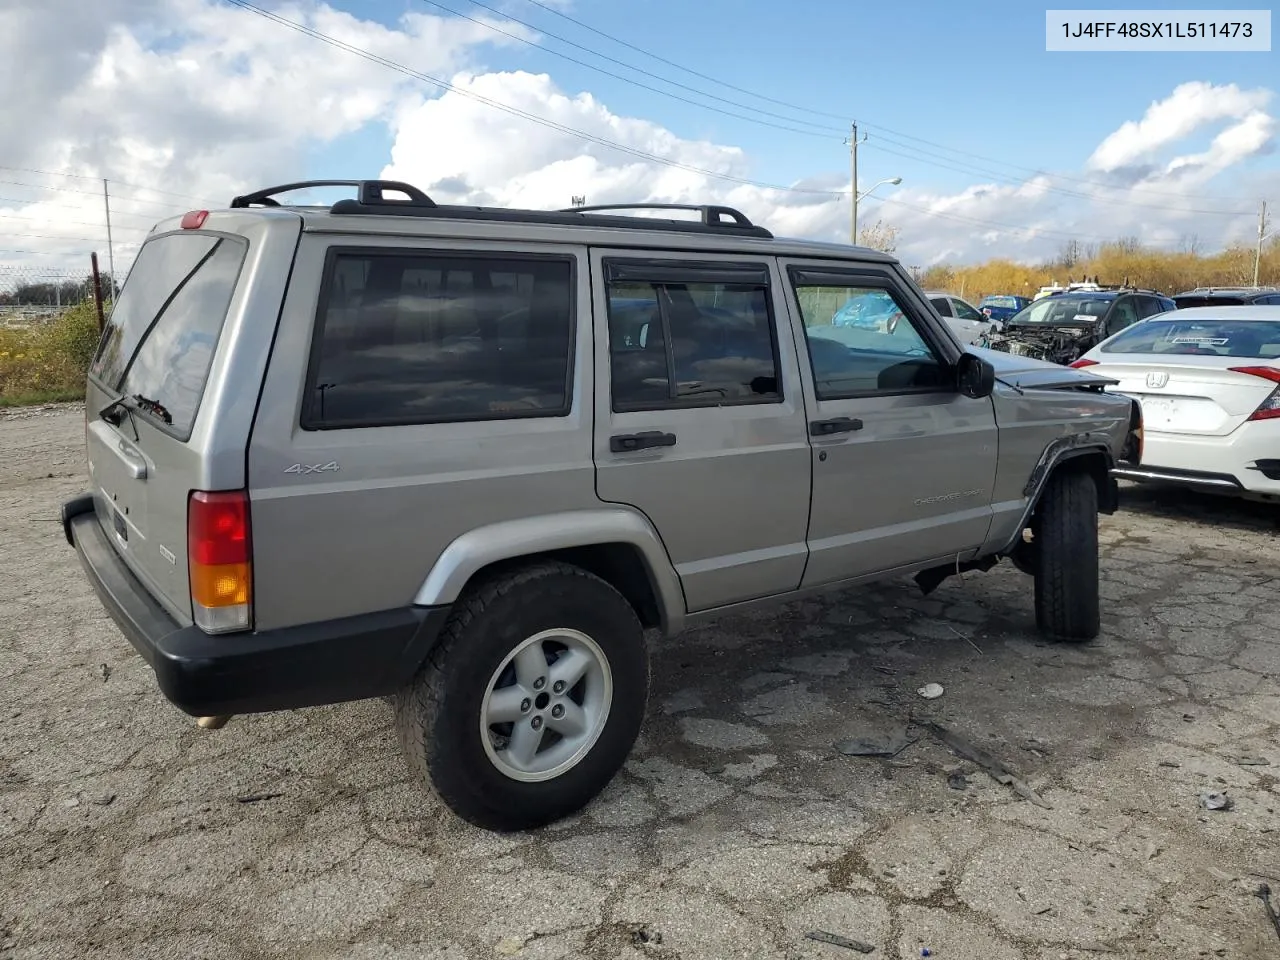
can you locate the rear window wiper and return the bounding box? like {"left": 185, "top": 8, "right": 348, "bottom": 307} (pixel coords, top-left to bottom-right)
{"left": 99, "top": 393, "right": 173, "bottom": 434}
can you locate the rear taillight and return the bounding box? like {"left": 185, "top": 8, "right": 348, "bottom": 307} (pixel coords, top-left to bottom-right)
{"left": 1229, "top": 366, "right": 1280, "bottom": 422}
{"left": 1069, "top": 358, "right": 1099, "bottom": 368}
{"left": 187, "top": 490, "right": 252, "bottom": 633}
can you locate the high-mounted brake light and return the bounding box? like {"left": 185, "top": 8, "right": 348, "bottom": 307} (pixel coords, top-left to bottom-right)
{"left": 1069, "top": 358, "right": 1099, "bottom": 368}
{"left": 181, "top": 210, "right": 209, "bottom": 229}
{"left": 1229, "top": 366, "right": 1280, "bottom": 422}
{"left": 188, "top": 490, "right": 252, "bottom": 633}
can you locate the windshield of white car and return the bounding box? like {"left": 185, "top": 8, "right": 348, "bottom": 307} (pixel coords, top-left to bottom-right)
{"left": 1008, "top": 297, "right": 1107, "bottom": 325}
{"left": 1100, "top": 318, "right": 1280, "bottom": 358}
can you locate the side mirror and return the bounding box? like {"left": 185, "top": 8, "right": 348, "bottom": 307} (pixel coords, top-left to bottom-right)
{"left": 957, "top": 353, "right": 996, "bottom": 399}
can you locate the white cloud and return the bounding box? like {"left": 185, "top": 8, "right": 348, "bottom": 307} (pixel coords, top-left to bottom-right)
{"left": 1086, "top": 80, "right": 1273, "bottom": 172}
{"left": 0, "top": 0, "right": 527, "bottom": 278}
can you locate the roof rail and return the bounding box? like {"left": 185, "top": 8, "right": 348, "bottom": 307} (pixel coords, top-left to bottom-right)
{"left": 230, "top": 179, "right": 435, "bottom": 209}
{"left": 321, "top": 184, "right": 774, "bottom": 239}
{"left": 554, "top": 202, "right": 759, "bottom": 229}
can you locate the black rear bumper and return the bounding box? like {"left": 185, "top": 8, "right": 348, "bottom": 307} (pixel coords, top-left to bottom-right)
{"left": 61, "top": 493, "right": 451, "bottom": 717}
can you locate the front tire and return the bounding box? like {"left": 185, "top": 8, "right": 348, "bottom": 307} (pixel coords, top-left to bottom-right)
{"left": 1032, "top": 469, "right": 1101, "bottom": 641}
{"left": 395, "top": 562, "right": 648, "bottom": 831}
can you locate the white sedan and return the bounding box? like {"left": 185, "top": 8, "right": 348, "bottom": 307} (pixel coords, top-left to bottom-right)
{"left": 1069, "top": 305, "right": 1280, "bottom": 501}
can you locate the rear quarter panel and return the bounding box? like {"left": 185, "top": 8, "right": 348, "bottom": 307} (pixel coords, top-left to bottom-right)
{"left": 246, "top": 233, "right": 597, "bottom": 631}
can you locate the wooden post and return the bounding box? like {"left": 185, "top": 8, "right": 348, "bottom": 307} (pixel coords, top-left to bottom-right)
{"left": 90, "top": 252, "right": 106, "bottom": 333}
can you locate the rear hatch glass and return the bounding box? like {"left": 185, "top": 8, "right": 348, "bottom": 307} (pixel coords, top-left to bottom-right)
{"left": 91, "top": 232, "right": 247, "bottom": 437}
{"left": 86, "top": 231, "right": 247, "bottom": 621}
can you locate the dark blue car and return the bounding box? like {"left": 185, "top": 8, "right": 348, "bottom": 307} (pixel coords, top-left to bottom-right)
{"left": 979, "top": 295, "right": 1030, "bottom": 324}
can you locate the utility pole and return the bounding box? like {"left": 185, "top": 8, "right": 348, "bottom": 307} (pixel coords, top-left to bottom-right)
{"left": 845, "top": 122, "right": 867, "bottom": 245}
{"left": 570, "top": 195, "right": 586, "bottom": 208}
{"left": 103, "top": 179, "right": 116, "bottom": 301}
{"left": 1254, "top": 200, "right": 1271, "bottom": 288}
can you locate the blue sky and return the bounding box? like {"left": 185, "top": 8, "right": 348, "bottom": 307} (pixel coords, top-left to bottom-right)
{"left": 313, "top": 0, "right": 1279, "bottom": 198}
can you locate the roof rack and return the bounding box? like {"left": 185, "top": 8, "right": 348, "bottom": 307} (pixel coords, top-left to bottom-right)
{"left": 554, "top": 202, "right": 759, "bottom": 229}
{"left": 1182, "top": 285, "right": 1279, "bottom": 294}
{"left": 230, "top": 180, "right": 434, "bottom": 209}
{"left": 226, "top": 179, "right": 774, "bottom": 239}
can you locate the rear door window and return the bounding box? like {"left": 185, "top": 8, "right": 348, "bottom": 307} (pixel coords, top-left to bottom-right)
{"left": 90, "top": 232, "right": 247, "bottom": 439}
{"left": 929, "top": 296, "right": 953, "bottom": 316}
{"left": 302, "top": 250, "right": 574, "bottom": 429}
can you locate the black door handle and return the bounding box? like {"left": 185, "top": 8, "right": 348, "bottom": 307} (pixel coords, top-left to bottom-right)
{"left": 611, "top": 431, "right": 678, "bottom": 452}
{"left": 809, "top": 417, "right": 863, "bottom": 436}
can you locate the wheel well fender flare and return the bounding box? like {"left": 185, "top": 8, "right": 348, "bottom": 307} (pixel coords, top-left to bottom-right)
{"left": 412, "top": 508, "right": 687, "bottom": 634}
{"left": 998, "top": 435, "right": 1118, "bottom": 556}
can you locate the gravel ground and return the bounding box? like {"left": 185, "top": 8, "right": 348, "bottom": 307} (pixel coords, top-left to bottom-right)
{"left": 2, "top": 404, "right": 1279, "bottom": 960}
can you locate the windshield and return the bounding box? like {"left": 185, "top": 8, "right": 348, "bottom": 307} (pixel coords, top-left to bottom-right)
{"left": 1101, "top": 318, "right": 1280, "bottom": 358}
{"left": 982, "top": 296, "right": 1020, "bottom": 308}
{"left": 1009, "top": 296, "right": 1108, "bottom": 325}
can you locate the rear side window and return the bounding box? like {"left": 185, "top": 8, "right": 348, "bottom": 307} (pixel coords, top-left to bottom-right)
{"left": 603, "top": 260, "right": 781, "bottom": 412}
{"left": 303, "top": 251, "right": 574, "bottom": 429}
{"left": 90, "top": 233, "right": 247, "bottom": 439}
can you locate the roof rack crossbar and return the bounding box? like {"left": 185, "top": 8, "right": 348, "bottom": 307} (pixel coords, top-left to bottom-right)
{"left": 556, "top": 202, "right": 758, "bottom": 229}
{"left": 230, "top": 179, "right": 435, "bottom": 209}
{"left": 326, "top": 192, "right": 773, "bottom": 238}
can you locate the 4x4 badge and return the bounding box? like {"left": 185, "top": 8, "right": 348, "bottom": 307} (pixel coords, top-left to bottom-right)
{"left": 284, "top": 461, "right": 340, "bottom": 475}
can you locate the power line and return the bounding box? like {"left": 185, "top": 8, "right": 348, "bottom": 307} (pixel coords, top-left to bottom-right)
{"left": 0, "top": 164, "right": 219, "bottom": 206}
{"left": 872, "top": 194, "right": 1181, "bottom": 246}
{"left": 421, "top": 0, "right": 843, "bottom": 138}
{"left": 220, "top": 0, "right": 848, "bottom": 196}
{"left": 512, "top": 0, "right": 1259, "bottom": 206}
{"left": 864, "top": 138, "right": 1252, "bottom": 217}
{"left": 0, "top": 178, "right": 193, "bottom": 215}
{"left": 0, "top": 210, "right": 149, "bottom": 233}
{"left": 515, "top": 0, "right": 849, "bottom": 123}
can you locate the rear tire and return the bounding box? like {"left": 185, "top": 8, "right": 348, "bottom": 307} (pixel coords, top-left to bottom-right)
{"left": 1032, "top": 468, "right": 1100, "bottom": 642}
{"left": 395, "top": 561, "right": 648, "bottom": 831}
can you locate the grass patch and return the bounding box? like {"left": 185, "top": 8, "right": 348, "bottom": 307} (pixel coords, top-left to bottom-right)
{"left": 0, "top": 302, "right": 102, "bottom": 405}
{"left": 0, "top": 389, "right": 85, "bottom": 408}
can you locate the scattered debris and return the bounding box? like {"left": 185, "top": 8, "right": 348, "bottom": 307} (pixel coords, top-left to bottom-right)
{"left": 631, "top": 925, "right": 663, "bottom": 946}
{"left": 1255, "top": 883, "right": 1280, "bottom": 942}
{"left": 1199, "top": 791, "right": 1233, "bottom": 811}
{"left": 1078, "top": 942, "right": 1116, "bottom": 953}
{"left": 495, "top": 935, "right": 528, "bottom": 956}
{"left": 835, "top": 725, "right": 918, "bottom": 758}
{"left": 91, "top": 792, "right": 116, "bottom": 806}
{"left": 946, "top": 623, "right": 983, "bottom": 654}
{"left": 917, "top": 683, "right": 944, "bottom": 700}
{"left": 804, "top": 930, "right": 875, "bottom": 954}
{"left": 197, "top": 715, "right": 230, "bottom": 730}
{"left": 236, "top": 792, "right": 283, "bottom": 804}
{"left": 921, "top": 950, "right": 932, "bottom": 958}
{"left": 1032, "top": 905, "right": 1054, "bottom": 915}
{"left": 927, "top": 722, "right": 1052, "bottom": 809}
{"left": 1234, "top": 755, "right": 1270, "bottom": 767}
{"left": 947, "top": 771, "right": 969, "bottom": 791}
{"left": 61, "top": 797, "right": 80, "bottom": 809}
{"left": 1157, "top": 761, "right": 1181, "bottom": 768}
{"left": 99, "top": 663, "right": 111, "bottom": 682}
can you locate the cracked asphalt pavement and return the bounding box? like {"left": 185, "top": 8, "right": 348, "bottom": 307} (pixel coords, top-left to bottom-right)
{"left": 3, "top": 404, "right": 1280, "bottom": 960}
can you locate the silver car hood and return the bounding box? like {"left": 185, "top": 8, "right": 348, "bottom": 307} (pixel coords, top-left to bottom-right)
{"left": 968, "top": 346, "right": 1119, "bottom": 390}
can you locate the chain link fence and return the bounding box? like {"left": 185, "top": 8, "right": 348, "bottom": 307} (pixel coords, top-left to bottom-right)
{"left": 0, "top": 263, "right": 118, "bottom": 328}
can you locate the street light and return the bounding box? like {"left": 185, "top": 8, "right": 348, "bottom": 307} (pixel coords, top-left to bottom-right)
{"left": 852, "top": 177, "right": 902, "bottom": 244}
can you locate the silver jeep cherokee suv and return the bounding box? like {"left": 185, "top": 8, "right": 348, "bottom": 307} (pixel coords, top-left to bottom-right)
{"left": 61, "top": 180, "right": 1141, "bottom": 831}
